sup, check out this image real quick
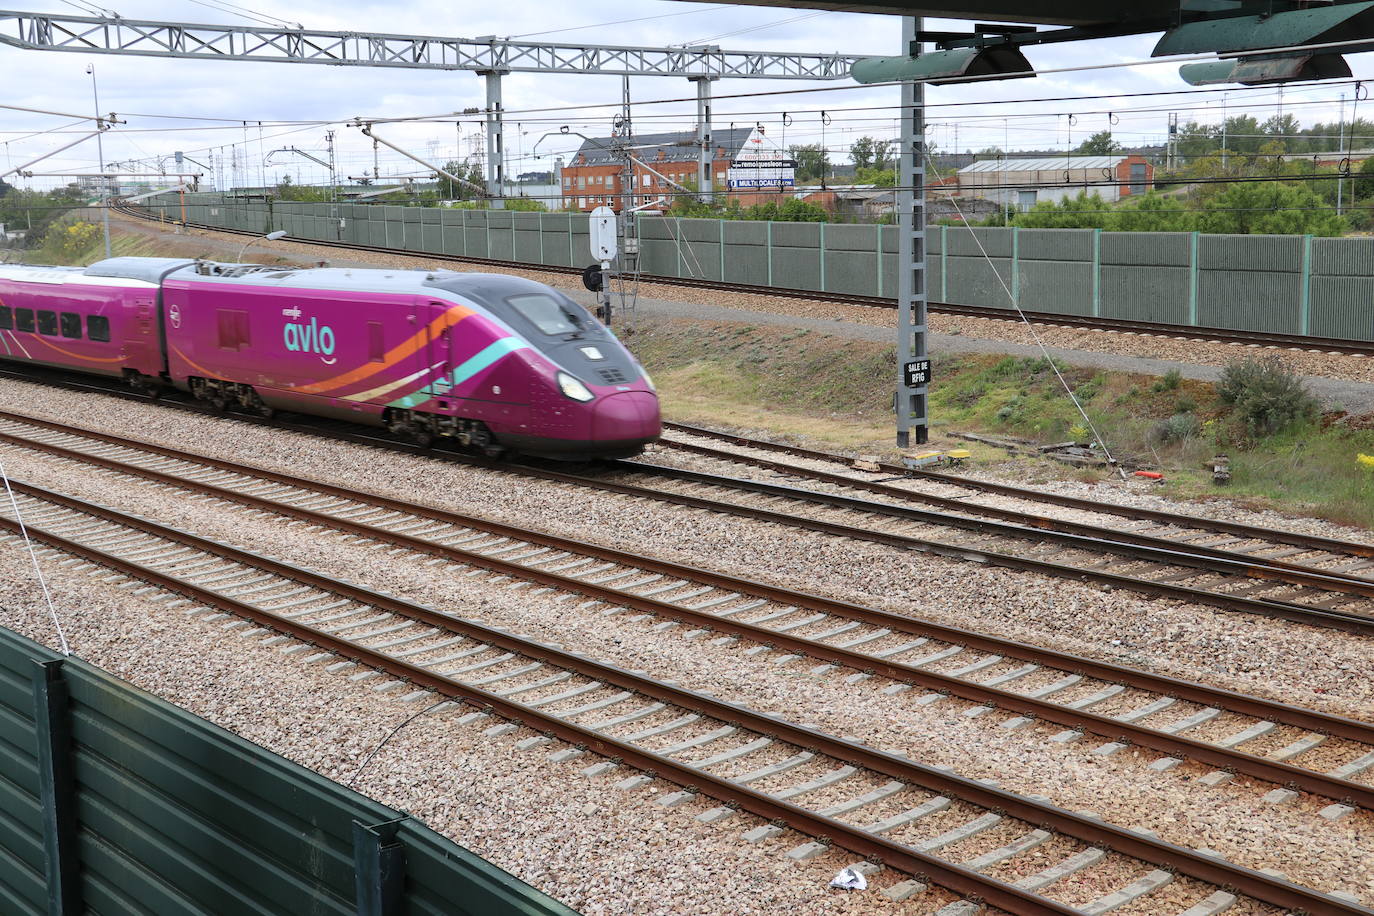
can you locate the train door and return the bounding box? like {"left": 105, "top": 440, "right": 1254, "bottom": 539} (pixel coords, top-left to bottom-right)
{"left": 424, "top": 301, "right": 453, "bottom": 402}
{"left": 121, "top": 294, "right": 158, "bottom": 374}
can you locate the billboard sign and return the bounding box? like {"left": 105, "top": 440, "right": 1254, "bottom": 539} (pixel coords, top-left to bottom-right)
{"left": 727, "top": 158, "right": 797, "bottom": 189}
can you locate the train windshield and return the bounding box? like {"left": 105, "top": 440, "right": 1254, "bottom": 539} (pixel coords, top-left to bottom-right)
{"left": 506, "top": 293, "right": 587, "bottom": 336}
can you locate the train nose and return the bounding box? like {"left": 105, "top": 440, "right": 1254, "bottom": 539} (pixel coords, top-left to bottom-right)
{"left": 592, "top": 391, "right": 661, "bottom": 441}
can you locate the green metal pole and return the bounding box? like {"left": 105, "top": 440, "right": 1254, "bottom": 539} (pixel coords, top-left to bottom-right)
{"left": 1011, "top": 226, "right": 1020, "bottom": 307}
{"left": 33, "top": 660, "right": 80, "bottom": 916}
{"left": 1092, "top": 228, "right": 1101, "bottom": 318}
{"left": 819, "top": 221, "right": 827, "bottom": 292}
{"left": 876, "top": 223, "right": 884, "bottom": 298}
{"left": 1189, "top": 231, "right": 1200, "bottom": 326}
{"left": 1300, "top": 233, "right": 1313, "bottom": 336}
{"left": 766, "top": 221, "right": 774, "bottom": 287}
{"left": 941, "top": 225, "right": 948, "bottom": 302}
{"left": 719, "top": 219, "right": 726, "bottom": 281}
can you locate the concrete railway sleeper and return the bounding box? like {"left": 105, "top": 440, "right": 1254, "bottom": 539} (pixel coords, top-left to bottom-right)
{"left": 0, "top": 480, "right": 1368, "bottom": 915}
{"left": 0, "top": 414, "right": 1372, "bottom": 814}
{"left": 577, "top": 458, "right": 1374, "bottom": 635}
{"left": 11, "top": 355, "right": 1374, "bottom": 639}
{"left": 657, "top": 421, "right": 1374, "bottom": 565}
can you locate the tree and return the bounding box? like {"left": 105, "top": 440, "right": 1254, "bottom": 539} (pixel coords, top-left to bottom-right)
{"left": 1262, "top": 114, "right": 1303, "bottom": 152}
{"left": 273, "top": 174, "right": 329, "bottom": 202}
{"left": 854, "top": 166, "right": 896, "bottom": 187}
{"left": 849, "top": 136, "right": 893, "bottom": 171}
{"left": 1012, "top": 191, "right": 1110, "bottom": 230}
{"left": 1354, "top": 157, "right": 1374, "bottom": 200}
{"left": 0, "top": 176, "right": 11, "bottom": 197}
{"left": 1173, "top": 121, "right": 1222, "bottom": 162}
{"left": 1195, "top": 181, "right": 1346, "bottom": 236}
{"left": 789, "top": 143, "right": 830, "bottom": 183}
{"left": 1075, "top": 131, "right": 1122, "bottom": 156}
{"left": 437, "top": 160, "right": 484, "bottom": 200}
{"left": 1105, "top": 192, "right": 1195, "bottom": 232}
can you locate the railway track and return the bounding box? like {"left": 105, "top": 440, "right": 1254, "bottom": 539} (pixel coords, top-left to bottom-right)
{"left": 2, "top": 409, "right": 1374, "bottom": 813}
{"left": 650, "top": 421, "right": 1374, "bottom": 582}
{"left": 661, "top": 420, "right": 1374, "bottom": 566}
{"left": 114, "top": 203, "right": 1374, "bottom": 357}
{"left": 7, "top": 356, "right": 1374, "bottom": 639}
{"left": 584, "top": 453, "right": 1374, "bottom": 635}
{"left": 2, "top": 469, "right": 1369, "bottom": 914}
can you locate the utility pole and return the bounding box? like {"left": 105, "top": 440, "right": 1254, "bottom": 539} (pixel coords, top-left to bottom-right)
{"left": 1338, "top": 92, "right": 1347, "bottom": 216}
{"left": 481, "top": 69, "right": 506, "bottom": 209}
{"left": 612, "top": 75, "right": 638, "bottom": 330}
{"left": 691, "top": 76, "right": 715, "bottom": 202}
{"left": 326, "top": 129, "right": 339, "bottom": 238}
{"left": 86, "top": 63, "right": 111, "bottom": 258}
{"left": 896, "top": 16, "right": 929, "bottom": 448}
{"left": 1221, "top": 92, "right": 1228, "bottom": 169}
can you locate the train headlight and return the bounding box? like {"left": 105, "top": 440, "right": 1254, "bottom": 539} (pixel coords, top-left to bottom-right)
{"left": 557, "top": 371, "right": 595, "bottom": 402}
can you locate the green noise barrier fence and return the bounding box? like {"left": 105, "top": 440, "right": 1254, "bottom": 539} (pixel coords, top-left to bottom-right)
{"left": 0, "top": 624, "right": 578, "bottom": 916}
{"left": 143, "top": 193, "right": 1374, "bottom": 342}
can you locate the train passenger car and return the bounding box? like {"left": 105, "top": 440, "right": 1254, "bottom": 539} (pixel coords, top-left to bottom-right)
{"left": 0, "top": 258, "right": 192, "bottom": 386}
{"left": 160, "top": 261, "right": 659, "bottom": 458}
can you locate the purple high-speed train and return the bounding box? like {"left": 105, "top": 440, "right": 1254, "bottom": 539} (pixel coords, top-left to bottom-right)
{"left": 0, "top": 256, "right": 660, "bottom": 459}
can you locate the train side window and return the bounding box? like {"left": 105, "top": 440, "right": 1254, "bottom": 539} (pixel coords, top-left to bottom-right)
{"left": 0, "top": 307, "right": 11, "bottom": 330}
{"left": 217, "top": 308, "right": 250, "bottom": 350}
{"left": 367, "top": 321, "right": 385, "bottom": 362}
{"left": 15, "top": 309, "right": 34, "bottom": 333}
{"left": 60, "top": 312, "right": 82, "bottom": 339}
{"left": 87, "top": 315, "right": 111, "bottom": 342}
{"left": 37, "top": 311, "right": 57, "bottom": 336}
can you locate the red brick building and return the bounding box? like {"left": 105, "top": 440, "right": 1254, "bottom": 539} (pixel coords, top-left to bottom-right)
{"left": 561, "top": 127, "right": 795, "bottom": 212}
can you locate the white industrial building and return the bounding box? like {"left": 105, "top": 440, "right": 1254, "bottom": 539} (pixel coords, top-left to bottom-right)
{"left": 956, "top": 155, "right": 1154, "bottom": 210}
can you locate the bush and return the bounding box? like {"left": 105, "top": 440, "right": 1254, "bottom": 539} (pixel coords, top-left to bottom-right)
{"left": 1151, "top": 369, "right": 1182, "bottom": 393}
{"left": 1155, "top": 412, "right": 1200, "bottom": 443}
{"left": 43, "top": 221, "right": 101, "bottom": 263}
{"left": 1217, "top": 356, "right": 1318, "bottom": 436}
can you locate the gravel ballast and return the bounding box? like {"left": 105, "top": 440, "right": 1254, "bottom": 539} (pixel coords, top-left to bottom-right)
{"left": 0, "top": 401, "right": 1367, "bottom": 905}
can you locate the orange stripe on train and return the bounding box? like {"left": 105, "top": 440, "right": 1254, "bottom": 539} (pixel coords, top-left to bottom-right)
{"left": 290, "top": 304, "right": 473, "bottom": 396}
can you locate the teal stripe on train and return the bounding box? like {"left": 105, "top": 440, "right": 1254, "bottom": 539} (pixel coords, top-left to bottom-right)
{"left": 386, "top": 337, "right": 531, "bottom": 409}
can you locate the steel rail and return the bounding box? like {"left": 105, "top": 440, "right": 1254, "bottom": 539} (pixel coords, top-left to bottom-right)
{"left": 595, "top": 458, "right": 1374, "bottom": 632}
{"left": 3, "top": 351, "right": 1370, "bottom": 639}
{"left": 4, "top": 413, "right": 1374, "bottom": 810}
{"left": 113, "top": 203, "right": 1374, "bottom": 356}
{"left": 2, "top": 354, "right": 1372, "bottom": 637}
{"left": 661, "top": 420, "right": 1374, "bottom": 561}
{"left": 652, "top": 434, "right": 1374, "bottom": 583}
{"left": 4, "top": 477, "right": 1369, "bottom": 916}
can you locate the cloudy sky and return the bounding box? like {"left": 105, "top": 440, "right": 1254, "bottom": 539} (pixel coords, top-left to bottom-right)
{"left": 3, "top": 0, "right": 1373, "bottom": 192}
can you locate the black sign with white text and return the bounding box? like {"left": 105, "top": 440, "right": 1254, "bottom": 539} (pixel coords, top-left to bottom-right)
{"left": 903, "top": 359, "right": 931, "bottom": 387}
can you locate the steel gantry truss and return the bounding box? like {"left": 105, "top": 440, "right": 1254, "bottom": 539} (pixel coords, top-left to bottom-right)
{"left": 0, "top": 10, "right": 861, "bottom": 78}
{"left": 0, "top": 9, "right": 865, "bottom": 204}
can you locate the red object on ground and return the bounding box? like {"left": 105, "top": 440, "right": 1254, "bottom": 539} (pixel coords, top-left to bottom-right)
{"left": 1134, "top": 470, "right": 1165, "bottom": 480}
